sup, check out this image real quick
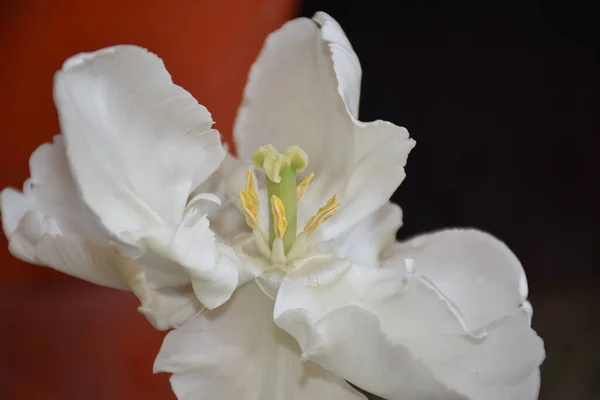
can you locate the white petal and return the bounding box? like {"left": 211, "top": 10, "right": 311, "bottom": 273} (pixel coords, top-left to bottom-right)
{"left": 513, "top": 369, "right": 541, "bottom": 400}
{"left": 274, "top": 263, "right": 543, "bottom": 399}
{"left": 155, "top": 281, "right": 365, "bottom": 400}
{"left": 185, "top": 240, "right": 239, "bottom": 310}
{"left": 192, "top": 152, "right": 250, "bottom": 241}
{"left": 133, "top": 216, "right": 239, "bottom": 310}
{"left": 234, "top": 15, "right": 355, "bottom": 175}
{"left": 0, "top": 136, "right": 128, "bottom": 289}
{"left": 1, "top": 136, "right": 205, "bottom": 329}
{"left": 1, "top": 188, "right": 30, "bottom": 238}
{"left": 329, "top": 201, "right": 403, "bottom": 267}
{"left": 234, "top": 13, "right": 414, "bottom": 241}
{"left": 54, "top": 45, "right": 225, "bottom": 236}
{"left": 126, "top": 265, "right": 204, "bottom": 331}
{"left": 384, "top": 229, "right": 529, "bottom": 330}
{"left": 402, "top": 309, "right": 544, "bottom": 400}
{"left": 274, "top": 264, "right": 465, "bottom": 399}
{"left": 316, "top": 120, "right": 413, "bottom": 241}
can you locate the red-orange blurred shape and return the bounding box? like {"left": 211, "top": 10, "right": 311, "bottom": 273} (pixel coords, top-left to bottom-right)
{"left": 0, "top": 1, "right": 296, "bottom": 399}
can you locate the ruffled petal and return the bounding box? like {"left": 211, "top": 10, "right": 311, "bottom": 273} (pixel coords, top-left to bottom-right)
{"left": 513, "top": 368, "right": 541, "bottom": 399}
{"left": 315, "top": 120, "right": 413, "bottom": 241}
{"left": 129, "top": 218, "right": 239, "bottom": 310}
{"left": 234, "top": 14, "right": 356, "bottom": 176}
{"left": 0, "top": 136, "right": 206, "bottom": 329}
{"left": 192, "top": 151, "right": 250, "bottom": 242}
{"left": 155, "top": 281, "right": 364, "bottom": 400}
{"left": 401, "top": 308, "right": 544, "bottom": 400}
{"left": 53, "top": 45, "right": 241, "bottom": 310}
{"left": 274, "top": 264, "right": 465, "bottom": 399}
{"left": 54, "top": 45, "right": 225, "bottom": 235}
{"left": 234, "top": 13, "right": 414, "bottom": 241}
{"left": 125, "top": 263, "right": 203, "bottom": 331}
{"left": 0, "top": 136, "right": 128, "bottom": 289}
{"left": 274, "top": 263, "right": 543, "bottom": 400}
{"left": 329, "top": 202, "right": 403, "bottom": 267}
{"left": 384, "top": 229, "right": 529, "bottom": 330}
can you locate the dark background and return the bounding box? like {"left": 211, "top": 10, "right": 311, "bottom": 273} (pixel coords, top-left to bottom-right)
{"left": 302, "top": 1, "right": 599, "bottom": 399}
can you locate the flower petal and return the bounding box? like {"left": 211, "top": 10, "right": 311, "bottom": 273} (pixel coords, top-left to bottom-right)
{"left": 54, "top": 45, "right": 225, "bottom": 236}
{"left": 234, "top": 13, "right": 414, "bottom": 241}
{"left": 315, "top": 120, "right": 414, "bottom": 241}
{"left": 131, "top": 218, "right": 239, "bottom": 310}
{"left": 127, "top": 267, "right": 204, "bottom": 331}
{"left": 384, "top": 229, "right": 529, "bottom": 330}
{"left": 0, "top": 136, "right": 128, "bottom": 289}
{"left": 329, "top": 201, "right": 403, "bottom": 267}
{"left": 234, "top": 14, "right": 355, "bottom": 176}
{"left": 274, "top": 263, "right": 543, "bottom": 399}
{"left": 274, "top": 264, "right": 465, "bottom": 399}
{"left": 155, "top": 281, "right": 365, "bottom": 400}
{"left": 513, "top": 368, "right": 541, "bottom": 399}
{"left": 401, "top": 308, "right": 544, "bottom": 400}
{"left": 0, "top": 136, "right": 205, "bottom": 329}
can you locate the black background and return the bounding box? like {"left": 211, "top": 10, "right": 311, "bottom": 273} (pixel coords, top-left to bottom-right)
{"left": 301, "top": 1, "right": 599, "bottom": 399}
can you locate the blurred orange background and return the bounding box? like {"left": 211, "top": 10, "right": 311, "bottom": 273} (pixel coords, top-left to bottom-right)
{"left": 0, "top": 1, "right": 296, "bottom": 399}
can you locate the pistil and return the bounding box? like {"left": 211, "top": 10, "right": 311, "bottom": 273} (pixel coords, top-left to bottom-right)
{"left": 252, "top": 145, "right": 307, "bottom": 253}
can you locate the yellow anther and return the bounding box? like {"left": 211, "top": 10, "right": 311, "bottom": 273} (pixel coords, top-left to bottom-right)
{"left": 296, "top": 172, "right": 315, "bottom": 205}
{"left": 271, "top": 195, "right": 288, "bottom": 239}
{"left": 304, "top": 195, "right": 339, "bottom": 235}
{"left": 240, "top": 190, "right": 259, "bottom": 229}
{"left": 245, "top": 170, "right": 259, "bottom": 204}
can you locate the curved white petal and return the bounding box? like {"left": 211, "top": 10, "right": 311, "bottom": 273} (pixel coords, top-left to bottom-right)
{"left": 402, "top": 309, "right": 544, "bottom": 400}
{"left": 384, "top": 229, "right": 529, "bottom": 330}
{"left": 316, "top": 120, "right": 413, "bottom": 241}
{"left": 274, "top": 263, "right": 544, "bottom": 400}
{"left": 0, "top": 136, "right": 205, "bottom": 329}
{"left": 234, "top": 14, "right": 354, "bottom": 175}
{"left": 125, "top": 263, "right": 204, "bottom": 331}
{"left": 234, "top": 13, "right": 414, "bottom": 241}
{"left": 155, "top": 281, "right": 365, "bottom": 400}
{"left": 0, "top": 136, "right": 128, "bottom": 289}
{"left": 193, "top": 152, "right": 250, "bottom": 242}
{"left": 329, "top": 201, "right": 403, "bottom": 267}
{"left": 131, "top": 217, "right": 239, "bottom": 310}
{"left": 274, "top": 264, "right": 465, "bottom": 399}
{"left": 513, "top": 368, "right": 541, "bottom": 400}
{"left": 54, "top": 45, "right": 225, "bottom": 236}
{"left": 53, "top": 45, "right": 240, "bottom": 310}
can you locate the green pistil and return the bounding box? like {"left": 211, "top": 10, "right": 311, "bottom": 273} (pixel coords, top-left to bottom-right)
{"left": 266, "top": 167, "right": 297, "bottom": 252}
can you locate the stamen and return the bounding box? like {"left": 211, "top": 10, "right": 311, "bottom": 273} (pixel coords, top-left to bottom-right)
{"left": 296, "top": 172, "right": 315, "bottom": 205}
{"left": 286, "top": 231, "right": 309, "bottom": 261}
{"left": 270, "top": 195, "right": 288, "bottom": 239}
{"left": 304, "top": 195, "right": 339, "bottom": 235}
{"left": 253, "top": 229, "right": 272, "bottom": 259}
{"left": 271, "top": 238, "right": 287, "bottom": 265}
{"left": 240, "top": 190, "right": 258, "bottom": 229}
{"left": 239, "top": 170, "right": 260, "bottom": 229}
{"left": 245, "top": 170, "right": 259, "bottom": 204}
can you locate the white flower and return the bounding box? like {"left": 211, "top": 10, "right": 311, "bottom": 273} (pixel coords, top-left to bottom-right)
{"left": 0, "top": 46, "right": 238, "bottom": 330}
{"left": 156, "top": 12, "right": 544, "bottom": 400}
{"left": 0, "top": 11, "right": 545, "bottom": 400}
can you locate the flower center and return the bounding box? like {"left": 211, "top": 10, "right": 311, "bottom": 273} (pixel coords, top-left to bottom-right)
{"left": 238, "top": 145, "right": 339, "bottom": 267}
